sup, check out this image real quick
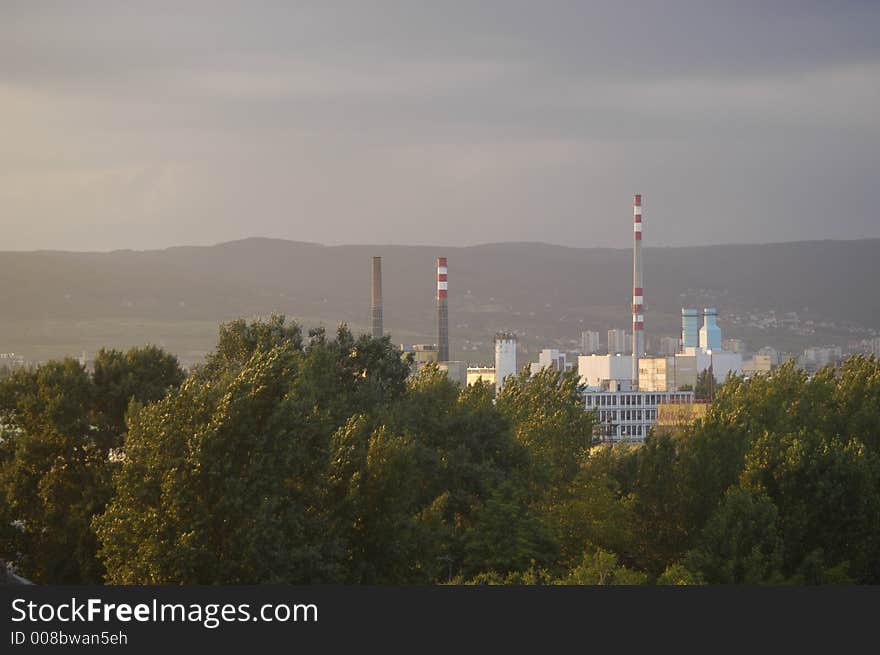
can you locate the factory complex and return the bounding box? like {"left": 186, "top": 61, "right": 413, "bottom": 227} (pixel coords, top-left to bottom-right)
{"left": 370, "top": 194, "right": 750, "bottom": 443}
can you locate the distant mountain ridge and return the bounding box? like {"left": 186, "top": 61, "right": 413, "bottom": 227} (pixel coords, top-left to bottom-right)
{"left": 0, "top": 238, "right": 877, "bottom": 362}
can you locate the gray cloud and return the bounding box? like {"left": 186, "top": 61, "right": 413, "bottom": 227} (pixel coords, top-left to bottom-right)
{"left": 1, "top": 1, "right": 878, "bottom": 250}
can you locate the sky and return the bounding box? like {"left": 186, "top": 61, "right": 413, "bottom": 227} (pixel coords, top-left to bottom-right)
{"left": 1, "top": 1, "right": 878, "bottom": 251}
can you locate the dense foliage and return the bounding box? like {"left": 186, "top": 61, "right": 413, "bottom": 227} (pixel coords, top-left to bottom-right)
{"left": 0, "top": 346, "right": 184, "bottom": 583}
{"left": 2, "top": 316, "right": 879, "bottom": 584}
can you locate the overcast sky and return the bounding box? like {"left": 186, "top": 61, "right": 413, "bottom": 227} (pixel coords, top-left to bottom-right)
{"left": 1, "top": 1, "right": 878, "bottom": 251}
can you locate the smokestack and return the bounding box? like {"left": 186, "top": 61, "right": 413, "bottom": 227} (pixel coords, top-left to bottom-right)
{"left": 632, "top": 193, "right": 644, "bottom": 387}
{"left": 437, "top": 257, "right": 449, "bottom": 362}
{"left": 371, "top": 256, "right": 383, "bottom": 339}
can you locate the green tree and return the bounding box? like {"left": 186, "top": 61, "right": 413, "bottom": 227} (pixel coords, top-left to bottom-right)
{"left": 92, "top": 345, "right": 186, "bottom": 441}
{"left": 694, "top": 368, "right": 715, "bottom": 401}
{"left": 0, "top": 359, "right": 100, "bottom": 583}
{"left": 741, "top": 430, "right": 880, "bottom": 583}
{"left": 557, "top": 548, "right": 648, "bottom": 585}
{"left": 683, "top": 487, "right": 784, "bottom": 584}
{"left": 462, "top": 482, "right": 557, "bottom": 577}
{"left": 496, "top": 366, "right": 593, "bottom": 495}
{"left": 0, "top": 346, "right": 184, "bottom": 584}
{"left": 95, "top": 319, "right": 442, "bottom": 583}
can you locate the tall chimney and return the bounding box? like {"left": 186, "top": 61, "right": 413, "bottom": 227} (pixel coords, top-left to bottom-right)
{"left": 632, "top": 194, "right": 644, "bottom": 387}
{"left": 437, "top": 257, "right": 449, "bottom": 362}
{"left": 371, "top": 256, "right": 383, "bottom": 339}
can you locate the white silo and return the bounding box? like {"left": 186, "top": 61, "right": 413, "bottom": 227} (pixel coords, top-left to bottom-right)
{"left": 494, "top": 332, "right": 517, "bottom": 393}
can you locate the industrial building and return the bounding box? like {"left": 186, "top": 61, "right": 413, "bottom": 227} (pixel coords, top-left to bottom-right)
{"left": 578, "top": 353, "right": 633, "bottom": 388}
{"left": 637, "top": 356, "right": 675, "bottom": 393}
{"left": 466, "top": 366, "right": 496, "bottom": 387}
{"left": 401, "top": 343, "right": 438, "bottom": 368}
{"left": 681, "top": 309, "right": 699, "bottom": 350}
{"left": 673, "top": 348, "right": 743, "bottom": 388}
{"left": 438, "top": 361, "right": 467, "bottom": 387}
{"left": 653, "top": 401, "right": 709, "bottom": 434}
{"left": 494, "top": 333, "right": 517, "bottom": 392}
{"left": 699, "top": 308, "right": 722, "bottom": 351}
{"left": 585, "top": 386, "right": 696, "bottom": 442}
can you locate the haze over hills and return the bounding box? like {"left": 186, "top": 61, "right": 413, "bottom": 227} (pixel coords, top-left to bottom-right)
{"left": 1, "top": 238, "right": 877, "bottom": 366}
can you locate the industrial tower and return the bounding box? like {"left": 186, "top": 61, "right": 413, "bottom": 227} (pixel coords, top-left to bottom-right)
{"left": 437, "top": 257, "right": 449, "bottom": 362}
{"left": 632, "top": 194, "right": 644, "bottom": 386}
{"left": 371, "top": 256, "right": 383, "bottom": 339}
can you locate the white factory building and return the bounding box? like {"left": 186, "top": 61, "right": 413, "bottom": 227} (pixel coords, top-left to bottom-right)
{"left": 578, "top": 353, "right": 634, "bottom": 387}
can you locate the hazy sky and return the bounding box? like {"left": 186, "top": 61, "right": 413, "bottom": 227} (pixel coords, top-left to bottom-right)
{"left": 2, "top": 1, "right": 878, "bottom": 251}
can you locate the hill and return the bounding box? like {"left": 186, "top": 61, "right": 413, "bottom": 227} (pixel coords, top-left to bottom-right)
{"left": 0, "top": 238, "right": 877, "bottom": 365}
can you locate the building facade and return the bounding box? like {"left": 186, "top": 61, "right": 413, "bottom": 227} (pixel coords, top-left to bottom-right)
{"left": 699, "top": 307, "right": 722, "bottom": 351}
{"left": 494, "top": 333, "right": 517, "bottom": 392}
{"left": 607, "top": 329, "right": 629, "bottom": 355}
{"left": 466, "top": 366, "right": 496, "bottom": 387}
{"left": 585, "top": 389, "right": 696, "bottom": 443}
{"left": 580, "top": 330, "right": 600, "bottom": 355}
{"left": 578, "top": 354, "right": 632, "bottom": 388}
{"left": 681, "top": 309, "right": 699, "bottom": 350}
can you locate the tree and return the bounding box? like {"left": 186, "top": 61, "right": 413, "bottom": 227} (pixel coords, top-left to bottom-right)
{"left": 95, "top": 320, "right": 416, "bottom": 583}
{"left": 683, "top": 488, "right": 784, "bottom": 584}
{"left": 694, "top": 368, "right": 715, "bottom": 401}
{"left": 0, "top": 359, "right": 101, "bottom": 583}
{"left": 741, "top": 430, "right": 880, "bottom": 583}
{"left": 0, "top": 346, "right": 184, "bottom": 584}
{"left": 91, "top": 346, "right": 186, "bottom": 442}
{"left": 547, "top": 466, "right": 637, "bottom": 568}
{"left": 496, "top": 366, "right": 593, "bottom": 495}
{"left": 462, "top": 482, "right": 557, "bottom": 577}
{"left": 557, "top": 548, "right": 648, "bottom": 585}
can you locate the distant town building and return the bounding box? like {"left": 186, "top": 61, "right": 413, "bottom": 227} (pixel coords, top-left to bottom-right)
{"left": 799, "top": 346, "right": 843, "bottom": 372}
{"left": 607, "top": 329, "right": 629, "bottom": 355}
{"left": 580, "top": 330, "right": 600, "bottom": 355}
{"left": 530, "top": 349, "right": 568, "bottom": 375}
{"left": 0, "top": 353, "right": 26, "bottom": 369}
{"left": 723, "top": 338, "right": 747, "bottom": 355}
{"left": 743, "top": 354, "right": 776, "bottom": 376}
{"left": 757, "top": 346, "right": 781, "bottom": 366}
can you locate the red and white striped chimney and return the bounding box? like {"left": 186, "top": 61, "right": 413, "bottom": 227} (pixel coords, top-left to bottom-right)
{"left": 632, "top": 194, "right": 644, "bottom": 387}
{"left": 437, "top": 257, "right": 449, "bottom": 362}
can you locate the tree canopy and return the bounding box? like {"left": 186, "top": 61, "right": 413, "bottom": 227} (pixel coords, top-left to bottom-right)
{"left": 2, "top": 316, "right": 879, "bottom": 585}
